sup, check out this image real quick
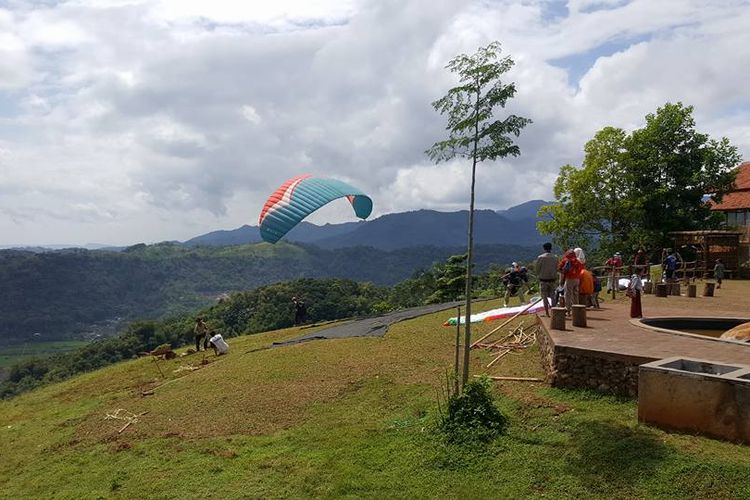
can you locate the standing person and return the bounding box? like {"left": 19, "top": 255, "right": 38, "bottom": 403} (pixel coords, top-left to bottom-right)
{"left": 663, "top": 249, "right": 678, "bottom": 282}
{"left": 535, "top": 243, "right": 559, "bottom": 317}
{"left": 605, "top": 252, "right": 623, "bottom": 292}
{"left": 502, "top": 262, "right": 528, "bottom": 307}
{"left": 592, "top": 274, "right": 602, "bottom": 308}
{"left": 193, "top": 317, "right": 209, "bottom": 352}
{"left": 558, "top": 250, "right": 583, "bottom": 316}
{"left": 292, "top": 297, "right": 307, "bottom": 325}
{"left": 627, "top": 274, "right": 643, "bottom": 318}
{"left": 579, "top": 267, "right": 594, "bottom": 307}
{"left": 714, "top": 259, "right": 725, "bottom": 289}
{"left": 633, "top": 249, "right": 648, "bottom": 278}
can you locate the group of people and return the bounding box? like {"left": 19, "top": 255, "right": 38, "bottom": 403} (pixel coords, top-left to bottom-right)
{"left": 534, "top": 243, "right": 602, "bottom": 317}
{"left": 190, "top": 297, "right": 308, "bottom": 357}
{"left": 193, "top": 317, "right": 230, "bottom": 356}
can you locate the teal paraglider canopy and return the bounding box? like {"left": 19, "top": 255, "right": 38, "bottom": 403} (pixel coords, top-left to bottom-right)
{"left": 258, "top": 175, "right": 373, "bottom": 243}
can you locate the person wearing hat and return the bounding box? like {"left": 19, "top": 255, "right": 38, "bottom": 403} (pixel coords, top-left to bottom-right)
{"left": 605, "top": 252, "right": 623, "bottom": 292}
{"left": 193, "top": 317, "right": 209, "bottom": 352}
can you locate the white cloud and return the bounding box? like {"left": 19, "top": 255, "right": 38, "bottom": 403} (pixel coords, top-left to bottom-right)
{"left": 0, "top": 0, "right": 749, "bottom": 245}
{"left": 240, "top": 104, "right": 262, "bottom": 124}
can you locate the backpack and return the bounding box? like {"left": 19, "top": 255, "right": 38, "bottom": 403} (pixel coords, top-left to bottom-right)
{"left": 562, "top": 259, "right": 572, "bottom": 274}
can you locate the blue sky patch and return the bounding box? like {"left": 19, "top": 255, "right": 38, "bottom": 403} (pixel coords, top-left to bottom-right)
{"left": 548, "top": 33, "right": 651, "bottom": 87}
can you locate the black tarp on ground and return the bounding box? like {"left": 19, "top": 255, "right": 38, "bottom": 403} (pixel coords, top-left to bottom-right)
{"left": 272, "top": 301, "right": 464, "bottom": 347}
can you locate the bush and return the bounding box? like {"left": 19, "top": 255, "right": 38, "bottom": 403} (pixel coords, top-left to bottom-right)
{"left": 439, "top": 377, "right": 508, "bottom": 443}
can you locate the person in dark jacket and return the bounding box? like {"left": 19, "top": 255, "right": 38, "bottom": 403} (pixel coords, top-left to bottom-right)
{"left": 502, "top": 262, "right": 528, "bottom": 307}
{"left": 292, "top": 297, "right": 307, "bottom": 325}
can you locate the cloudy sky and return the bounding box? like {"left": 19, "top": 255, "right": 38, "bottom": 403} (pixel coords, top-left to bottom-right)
{"left": 1, "top": 0, "right": 749, "bottom": 246}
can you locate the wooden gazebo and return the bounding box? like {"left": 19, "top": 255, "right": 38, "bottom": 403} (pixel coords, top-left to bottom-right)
{"left": 669, "top": 230, "right": 742, "bottom": 277}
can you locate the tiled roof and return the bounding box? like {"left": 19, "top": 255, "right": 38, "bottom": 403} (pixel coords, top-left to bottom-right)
{"left": 712, "top": 191, "right": 750, "bottom": 211}
{"left": 733, "top": 161, "right": 750, "bottom": 190}
{"left": 711, "top": 161, "right": 750, "bottom": 211}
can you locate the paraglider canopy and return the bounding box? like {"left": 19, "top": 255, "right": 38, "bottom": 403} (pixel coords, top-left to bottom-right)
{"left": 259, "top": 174, "right": 372, "bottom": 243}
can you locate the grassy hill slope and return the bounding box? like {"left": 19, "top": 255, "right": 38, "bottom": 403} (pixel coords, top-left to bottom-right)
{"left": 1, "top": 302, "right": 748, "bottom": 498}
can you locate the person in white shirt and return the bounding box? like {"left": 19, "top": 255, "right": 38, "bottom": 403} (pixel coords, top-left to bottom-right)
{"left": 208, "top": 333, "right": 229, "bottom": 355}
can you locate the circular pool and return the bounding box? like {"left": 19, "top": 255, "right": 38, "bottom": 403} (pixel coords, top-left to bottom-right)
{"left": 633, "top": 317, "right": 750, "bottom": 345}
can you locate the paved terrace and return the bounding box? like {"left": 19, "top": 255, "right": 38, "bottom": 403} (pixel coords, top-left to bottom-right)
{"left": 536, "top": 281, "right": 750, "bottom": 396}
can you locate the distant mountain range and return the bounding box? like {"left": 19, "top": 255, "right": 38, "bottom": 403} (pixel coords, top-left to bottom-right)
{"left": 185, "top": 200, "right": 551, "bottom": 250}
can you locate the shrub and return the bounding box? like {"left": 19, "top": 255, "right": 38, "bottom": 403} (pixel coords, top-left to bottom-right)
{"left": 439, "top": 377, "right": 508, "bottom": 443}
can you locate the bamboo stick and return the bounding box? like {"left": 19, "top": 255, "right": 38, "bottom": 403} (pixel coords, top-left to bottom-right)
{"left": 486, "top": 349, "right": 511, "bottom": 368}
{"left": 470, "top": 298, "right": 542, "bottom": 348}
{"left": 486, "top": 321, "right": 526, "bottom": 349}
{"left": 477, "top": 375, "right": 544, "bottom": 382}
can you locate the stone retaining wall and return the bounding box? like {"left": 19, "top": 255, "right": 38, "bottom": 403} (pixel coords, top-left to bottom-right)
{"left": 538, "top": 327, "right": 653, "bottom": 398}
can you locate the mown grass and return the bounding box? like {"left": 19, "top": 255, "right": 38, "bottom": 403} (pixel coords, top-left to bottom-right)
{"left": 1, "top": 298, "right": 749, "bottom": 499}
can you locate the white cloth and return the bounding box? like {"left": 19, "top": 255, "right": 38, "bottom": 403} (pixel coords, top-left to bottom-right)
{"left": 628, "top": 274, "right": 643, "bottom": 292}
{"left": 209, "top": 334, "right": 229, "bottom": 354}
{"left": 574, "top": 247, "right": 586, "bottom": 264}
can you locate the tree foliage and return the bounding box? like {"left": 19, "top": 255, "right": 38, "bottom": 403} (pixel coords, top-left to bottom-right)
{"left": 426, "top": 42, "right": 532, "bottom": 164}
{"left": 427, "top": 41, "right": 530, "bottom": 389}
{"left": 426, "top": 254, "right": 467, "bottom": 304}
{"left": 539, "top": 103, "right": 740, "bottom": 254}
{"left": 0, "top": 242, "right": 536, "bottom": 343}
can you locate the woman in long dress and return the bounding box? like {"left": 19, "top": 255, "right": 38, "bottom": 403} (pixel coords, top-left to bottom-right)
{"left": 628, "top": 274, "right": 643, "bottom": 318}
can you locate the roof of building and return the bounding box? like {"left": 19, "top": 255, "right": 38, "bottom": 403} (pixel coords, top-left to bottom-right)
{"left": 711, "top": 161, "right": 750, "bottom": 211}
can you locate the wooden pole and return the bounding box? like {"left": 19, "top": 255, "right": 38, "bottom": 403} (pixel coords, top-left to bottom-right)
{"left": 152, "top": 356, "right": 165, "bottom": 378}
{"left": 475, "top": 375, "right": 543, "bottom": 382}
{"left": 486, "top": 348, "right": 511, "bottom": 368}
{"left": 486, "top": 321, "right": 525, "bottom": 349}
{"left": 454, "top": 306, "right": 460, "bottom": 395}
{"left": 470, "top": 298, "right": 542, "bottom": 348}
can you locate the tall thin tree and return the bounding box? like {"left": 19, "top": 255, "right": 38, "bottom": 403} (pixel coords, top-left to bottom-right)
{"left": 426, "top": 42, "right": 531, "bottom": 389}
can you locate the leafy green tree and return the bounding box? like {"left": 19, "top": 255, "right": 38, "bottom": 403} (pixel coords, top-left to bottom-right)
{"left": 426, "top": 254, "right": 467, "bottom": 304}
{"left": 627, "top": 102, "right": 739, "bottom": 248}
{"left": 539, "top": 102, "right": 740, "bottom": 255}
{"left": 427, "top": 41, "right": 531, "bottom": 389}
{"left": 539, "top": 127, "right": 635, "bottom": 254}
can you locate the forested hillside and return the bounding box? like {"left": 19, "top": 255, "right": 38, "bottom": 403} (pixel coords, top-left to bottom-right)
{"left": 0, "top": 242, "right": 538, "bottom": 343}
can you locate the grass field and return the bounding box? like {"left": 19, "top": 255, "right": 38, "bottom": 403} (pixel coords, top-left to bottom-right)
{"left": 0, "top": 340, "right": 89, "bottom": 369}
{"left": 1, "top": 298, "right": 749, "bottom": 498}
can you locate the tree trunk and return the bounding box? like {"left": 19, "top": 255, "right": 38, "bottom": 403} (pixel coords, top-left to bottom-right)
{"left": 462, "top": 81, "right": 481, "bottom": 390}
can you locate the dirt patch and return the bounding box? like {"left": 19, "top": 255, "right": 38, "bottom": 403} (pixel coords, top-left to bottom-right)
{"left": 109, "top": 441, "right": 132, "bottom": 452}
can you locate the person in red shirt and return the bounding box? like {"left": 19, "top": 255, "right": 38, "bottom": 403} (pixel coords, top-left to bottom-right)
{"left": 558, "top": 249, "right": 583, "bottom": 315}
{"left": 605, "top": 252, "right": 623, "bottom": 292}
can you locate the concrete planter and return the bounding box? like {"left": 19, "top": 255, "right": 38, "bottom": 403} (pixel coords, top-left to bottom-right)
{"left": 638, "top": 356, "right": 750, "bottom": 444}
